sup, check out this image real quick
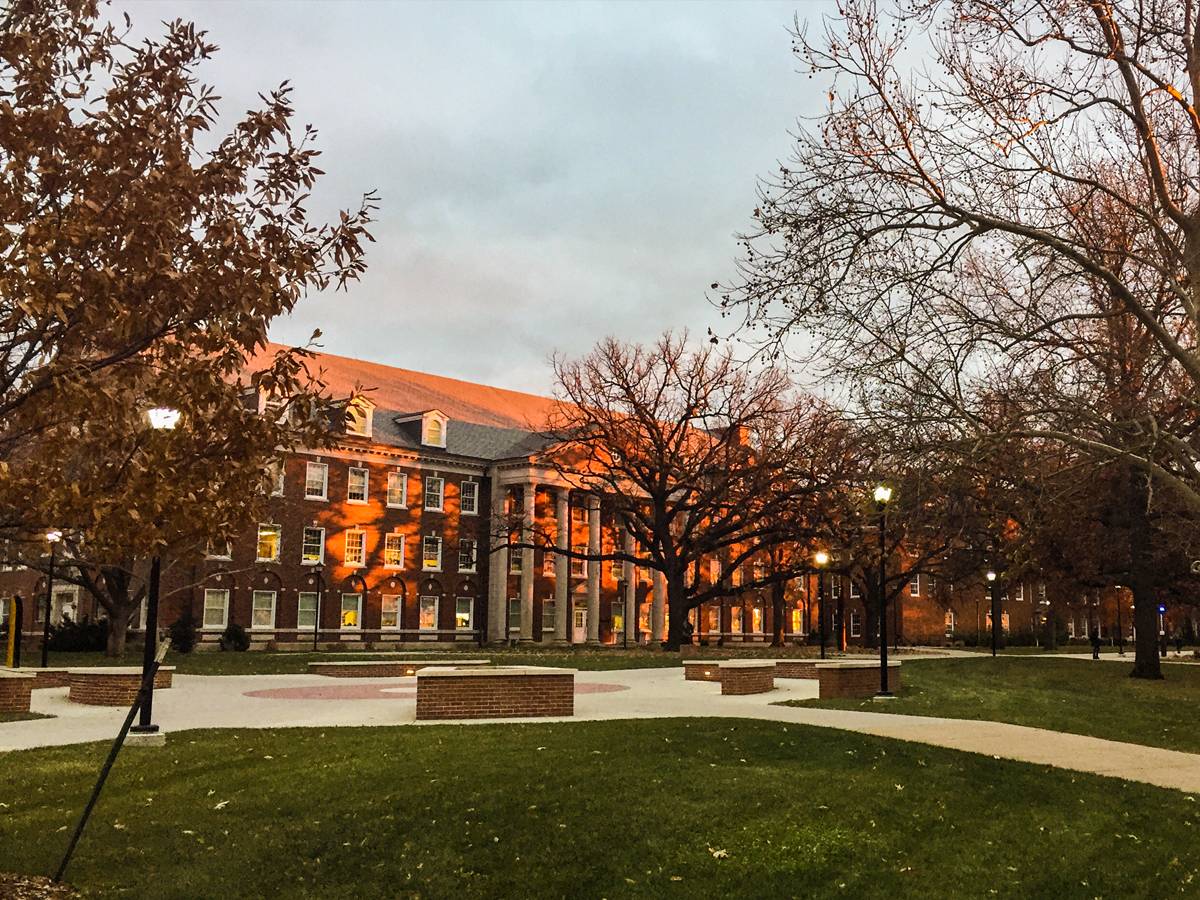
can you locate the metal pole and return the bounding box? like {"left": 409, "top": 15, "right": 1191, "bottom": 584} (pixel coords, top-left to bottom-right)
{"left": 817, "top": 572, "right": 826, "bottom": 660}
{"left": 41, "top": 542, "right": 56, "bottom": 668}
{"left": 312, "top": 576, "right": 323, "bottom": 652}
{"left": 130, "top": 555, "right": 161, "bottom": 735}
{"left": 990, "top": 574, "right": 1001, "bottom": 657}
{"left": 878, "top": 506, "right": 890, "bottom": 695}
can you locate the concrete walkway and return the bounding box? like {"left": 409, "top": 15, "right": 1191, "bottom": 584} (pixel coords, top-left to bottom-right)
{"left": 4, "top": 667, "right": 1199, "bottom": 794}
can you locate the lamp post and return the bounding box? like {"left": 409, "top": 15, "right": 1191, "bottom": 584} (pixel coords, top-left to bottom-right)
{"left": 130, "top": 406, "right": 179, "bottom": 737}
{"left": 814, "top": 550, "right": 829, "bottom": 660}
{"left": 40, "top": 529, "right": 63, "bottom": 667}
{"left": 986, "top": 568, "right": 1000, "bottom": 657}
{"left": 873, "top": 484, "right": 893, "bottom": 697}
{"left": 310, "top": 562, "right": 325, "bottom": 652}
{"left": 1116, "top": 592, "right": 1125, "bottom": 655}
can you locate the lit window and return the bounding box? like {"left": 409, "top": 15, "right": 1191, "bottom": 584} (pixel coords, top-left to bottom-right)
{"left": 944, "top": 609, "right": 956, "bottom": 635}
{"left": 458, "top": 539, "right": 477, "bottom": 573}
{"left": 425, "top": 476, "right": 444, "bottom": 511}
{"left": 542, "top": 553, "right": 556, "bottom": 576}
{"left": 301, "top": 527, "right": 324, "bottom": 565}
{"left": 381, "top": 595, "right": 401, "bottom": 629}
{"left": 709, "top": 558, "right": 721, "bottom": 583}
{"left": 730, "top": 606, "right": 743, "bottom": 633}
{"left": 571, "top": 545, "right": 587, "bottom": 578}
{"left": 422, "top": 535, "right": 442, "bottom": 571}
{"left": 297, "top": 593, "right": 318, "bottom": 630}
{"left": 251, "top": 591, "right": 276, "bottom": 630}
{"left": 455, "top": 597, "right": 473, "bottom": 630}
{"left": 340, "top": 593, "right": 362, "bottom": 629}
{"left": 384, "top": 533, "right": 405, "bottom": 569}
{"left": 707, "top": 606, "right": 721, "bottom": 635}
{"left": 460, "top": 480, "right": 479, "bottom": 515}
{"left": 344, "top": 530, "right": 366, "bottom": 567}
{"left": 256, "top": 524, "right": 281, "bottom": 562}
{"left": 611, "top": 600, "right": 624, "bottom": 635}
{"left": 202, "top": 589, "right": 229, "bottom": 629}
{"left": 419, "top": 595, "right": 438, "bottom": 630}
{"left": 386, "top": 471, "right": 407, "bottom": 508}
{"left": 753, "top": 561, "right": 766, "bottom": 582}
{"left": 610, "top": 558, "right": 622, "bottom": 580}
{"left": 347, "top": 467, "right": 369, "bottom": 503}
{"left": 305, "top": 462, "right": 329, "bottom": 500}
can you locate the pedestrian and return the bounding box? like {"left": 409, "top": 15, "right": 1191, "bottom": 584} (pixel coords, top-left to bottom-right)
{"left": 1090, "top": 628, "right": 1101, "bottom": 660}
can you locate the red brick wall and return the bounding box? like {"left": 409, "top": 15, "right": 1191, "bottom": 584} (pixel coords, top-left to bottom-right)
{"left": 817, "top": 665, "right": 901, "bottom": 699}
{"left": 416, "top": 672, "right": 573, "bottom": 719}
{"left": 67, "top": 668, "right": 174, "bottom": 706}
{"left": 683, "top": 662, "right": 722, "bottom": 682}
{"left": 0, "top": 675, "right": 33, "bottom": 713}
{"left": 775, "top": 660, "right": 819, "bottom": 679}
{"left": 28, "top": 668, "right": 70, "bottom": 688}
{"left": 720, "top": 665, "right": 774, "bottom": 695}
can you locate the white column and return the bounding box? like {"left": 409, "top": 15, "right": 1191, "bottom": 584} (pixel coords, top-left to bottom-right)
{"left": 555, "top": 490, "right": 569, "bottom": 644}
{"left": 519, "top": 483, "right": 535, "bottom": 642}
{"left": 586, "top": 494, "right": 601, "bottom": 645}
{"left": 486, "top": 474, "right": 508, "bottom": 643}
{"left": 623, "top": 529, "right": 636, "bottom": 645}
{"left": 652, "top": 571, "right": 666, "bottom": 644}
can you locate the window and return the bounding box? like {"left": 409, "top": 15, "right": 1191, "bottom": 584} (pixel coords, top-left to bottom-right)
{"left": 730, "top": 606, "right": 743, "bottom": 634}
{"left": 386, "top": 471, "right": 408, "bottom": 508}
{"left": 849, "top": 580, "right": 861, "bottom": 599}
{"left": 458, "top": 539, "right": 477, "bottom": 573}
{"left": 203, "top": 589, "right": 229, "bottom": 629}
{"left": 610, "top": 558, "right": 622, "bottom": 580}
{"left": 731, "top": 566, "right": 742, "bottom": 588}
{"left": 419, "top": 595, "right": 438, "bottom": 630}
{"left": 707, "top": 606, "right": 721, "bottom": 635}
{"left": 542, "top": 553, "right": 556, "bottom": 577}
{"left": 909, "top": 574, "right": 920, "bottom": 597}
{"left": 1038, "top": 582, "right": 1047, "bottom": 602}
{"left": 709, "top": 558, "right": 721, "bottom": 584}
{"left": 572, "top": 505, "right": 587, "bottom": 525}
{"left": 1002, "top": 611, "right": 1010, "bottom": 632}
{"left": 944, "top": 609, "right": 956, "bottom": 636}
{"left": 251, "top": 591, "right": 276, "bottom": 630}
{"left": 542, "top": 598, "right": 556, "bottom": 632}
{"left": 347, "top": 467, "right": 369, "bottom": 503}
{"left": 510, "top": 551, "right": 523, "bottom": 574}
{"left": 256, "top": 524, "right": 281, "bottom": 562}
{"left": 344, "top": 529, "right": 366, "bottom": 567}
{"left": 346, "top": 400, "right": 372, "bottom": 436}
{"left": 455, "top": 597, "right": 473, "bottom": 630}
{"left": 753, "top": 561, "right": 766, "bottom": 582}
{"left": 422, "top": 535, "right": 442, "bottom": 571}
{"left": 206, "top": 540, "right": 232, "bottom": 560}
{"left": 268, "top": 461, "right": 285, "bottom": 496}
{"left": 422, "top": 413, "right": 447, "bottom": 447}
{"left": 340, "top": 593, "right": 362, "bottom": 629}
{"left": 639, "top": 602, "right": 651, "bottom": 634}
{"left": 612, "top": 600, "right": 624, "bottom": 635}
{"left": 1016, "top": 582, "right": 1025, "bottom": 602}
{"left": 750, "top": 604, "right": 763, "bottom": 633}
{"left": 850, "top": 610, "right": 862, "bottom": 637}
{"left": 384, "top": 533, "right": 405, "bottom": 569}
{"left": 381, "top": 595, "right": 401, "bottom": 629}
{"left": 301, "top": 527, "right": 325, "bottom": 565}
{"left": 830, "top": 578, "right": 841, "bottom": 599}
{"left": 570, "top": 545, "right": 587, "bottom": 578}
{"left": 508, "top": 597, "right": 521, "bottom": 631}
{"left": 297, "top": 592, "right": 318, "bottom": 630}
{"left": 425, "top": 476, "right": 444, "bottom": 511}
{"left": 305, "top": 462, "right": 329, "bottom": 500}
{"left": 460, "top": 480, "right": 479, "bottom": 515}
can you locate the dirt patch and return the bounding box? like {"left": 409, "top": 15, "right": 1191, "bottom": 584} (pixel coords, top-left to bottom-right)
{"left": 0, "top": 873, "right": 79, "bottom": 899}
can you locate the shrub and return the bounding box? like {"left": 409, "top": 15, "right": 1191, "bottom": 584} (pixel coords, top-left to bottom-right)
{"left": 46, "top": 615, "right": 107, "bottom": 652}
{"left": 218, "top": 622, "right": 250, "bottom": 652}
{"left": 167, "top": 609, "right": 199, "bottom": 654}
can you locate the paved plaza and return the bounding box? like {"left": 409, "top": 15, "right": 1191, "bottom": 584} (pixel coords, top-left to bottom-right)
{"left": 5, "top": 664, "right": 1200, "bottom": 795}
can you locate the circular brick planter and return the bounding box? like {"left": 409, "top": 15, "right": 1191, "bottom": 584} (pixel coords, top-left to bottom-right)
{"left": 66, "top": 666, "right": 175, "bottom": 706}
{"left": 718, "top": 661, "right": 775, "bottom": 695}
{"left": 416, "top": 666, "right": 574, "bottom": 720}
{"left": 12, "top": 667, "right": 71, "bottom": 689}
{"left": 0, "top": 670, "right": 35, "bottom": 714}
{"left": 309, "top": 659, "right": 489, "bottom": 678}
{"left": 815, "top": 660, "right": 901, "bottom": 698}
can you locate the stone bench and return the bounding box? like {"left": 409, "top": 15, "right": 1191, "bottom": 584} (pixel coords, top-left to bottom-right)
{"left": 11, "top": 667, "right": 71, "bottom": 689}
{"left": 309, "top": 659, "right": 489, "bottom": 678}
{"left": 718, "top": 660, "right": 775, "bottom": 695}
{"left": 416, "top": 666, "right": 574, "bottom": 720}
{"left": 774, "top": 660, "right": 821, "bottom": 680}
{"left": 0, "top": 670, "right": 35, "bottom": 714}
{"left": 682, "top": 660, "right": 723, "bottom": 682}
{"left": 66, "top": 666, "right": 175, "bottom": 706}
{"left": 816, "top": 660, "right": 901, "bottom": 699}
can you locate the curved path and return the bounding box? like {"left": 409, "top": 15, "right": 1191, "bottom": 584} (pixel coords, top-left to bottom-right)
{"left": 4, "top": 667, "right": 1199, "bottom": 794}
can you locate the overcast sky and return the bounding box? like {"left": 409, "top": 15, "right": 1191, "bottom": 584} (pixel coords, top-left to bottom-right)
{"left": 126, "top": 0, "right": 836, "bottom": 395}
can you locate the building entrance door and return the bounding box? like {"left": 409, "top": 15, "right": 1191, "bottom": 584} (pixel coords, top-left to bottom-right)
{"left": 572, "top": 607, "right": 587, "bottom": 644}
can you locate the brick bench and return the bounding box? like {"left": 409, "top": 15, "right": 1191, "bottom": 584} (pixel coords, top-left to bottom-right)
{"left": 12, "top": 667, "right": 71, "bottom": 688}
{"left": 775, "top": 660, "right": 820, "bottom": 680}
{"left": 682, "top": 660, "right": 722, "bottom": 682}
{"left": 66, "top": 666, "right": 175, "bottom": 706}
{"left": 309, "top": 659, "right": 489, "bottom": 678}
{"left": 719, "top": 660, "right": 775, "bottom": 695}
{"left": 416, "top": 666, "right": 574, "bottom": 720}
{"left": 816, "top": 660, "right": 901, "bottom": 699}
{"left": 0, "top": 670, "right": 35, "bottom": 713}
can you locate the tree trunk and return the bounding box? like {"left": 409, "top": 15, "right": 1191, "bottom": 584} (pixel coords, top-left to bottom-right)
{"left": 1127, "top": 471, "right": 1163, "bottom": 679}
{"left": 769, "top": 579, "right": 786, "bottom": 647}
{"left": 106, "top": 603, "right": 135, "bottom": 657}
{"left": 664, "top": 573, "right": 688, "bottom": 651}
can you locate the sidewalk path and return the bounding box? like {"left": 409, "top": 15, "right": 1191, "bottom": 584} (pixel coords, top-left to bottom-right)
{"left": 4, "top": 668, "right": 1199, "bottom": 794}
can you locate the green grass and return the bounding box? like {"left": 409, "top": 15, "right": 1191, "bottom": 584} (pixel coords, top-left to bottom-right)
{"left": 1, "top": 720, "right": 1197, "bottom": 899}
{"left": 781, "top": 657, "right": 1200, "bottom": 753}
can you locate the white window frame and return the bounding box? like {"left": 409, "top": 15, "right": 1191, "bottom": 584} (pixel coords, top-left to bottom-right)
{"left": 541, "top": 597, "right": 556, "bottom": 632}
{"left": 256, "top": 524, "right": 282, "bottom": 563}
{"left": 206, "top": 540, "right": 232, "bottom": 561}
{"left": 251, "top": 590, "right": 277, "bottom": 630}
{"left": 460, "top": 480, "right": 479, "bottom": 515}
{"left": 386, "top": 471, "right": 408, "bottom": 508}
{"left": 909, "top": 574, "right": 921, "bottom": 597}
{"left": 301, "top": 526, "right": 325, "bottom": 566}
{"left": 297, "top": 592, "right": 319, "bottom": 630}
{"left": 510, "top": 552, "right": 523, "bottom": 574}
{"left": 346, "top": 401, "right": 373, "bottom": 437}
{"left": 508, "top": 597, "right": 521, "bottom": 632}
{"left": 422, "top": 535, "right": 443, "bottom": 572}
{"left": 944, "top": 609, "right": 956, "bottom": 635}
{"left": 268, "top": 460, "right": 285, "bottom": 497}
{"left": 1016, "top": 582, "right": 1025, "bottom": 602}
{"left": 344, "top": 529, "right": 366, "bottom": 568}
{"left": 458, "top": 538, "right": 477, "bottom": 574}
{"left": 849, "top": 580, "right": 861, "bottom": 600}
{"left": 381, "top": 594, "right": 402, "bottom": 630}
{"left": 455, "top": 597, "right": 473, "bottom": 631}
{"left": 830, "top": 578, "right": 841, "bottom": 599}
{"left": 419, "top": 595, "right": 439, "bottom": 631}
{"left": 422, "top": 413, "right": 447, "bottom": 448}
{"left": 340, "top": 593, "right": 363, "bottom": 630}
{"left": 424, "top": 476, "right": 444, "bottom": 511}
{"left": 347, "top": 466, "right": 369, "bottom": 504}
{"left": 305, "top": 462, "right": 329, "bottom": 500}
{"left": 850, "top": 609, "right": 862, "bottom": 638}
{"left": 570, "top": 545, "right": 587, "bottom": 578}
{"left": 383, "top": 533, "right": 405, "bottom": 570}
{"left": 202, "top": 589, "right": 229, "bottom": 630}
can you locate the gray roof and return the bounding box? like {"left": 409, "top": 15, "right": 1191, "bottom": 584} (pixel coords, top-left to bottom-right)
{"left": 368, "top": 408, "right": 555, "bottom": 462}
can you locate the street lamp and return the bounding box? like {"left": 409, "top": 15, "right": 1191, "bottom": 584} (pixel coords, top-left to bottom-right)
{"left": 873, "top": 484, "right": 893, "bottom": 698}
{"left": 986, "top": 568, "right": 1000, "bottom": 658}
{"left": 130, "top": 405, "right": 178, "bottom": 737}
{"left": 814, "top": 550, "right": 829, "bottom": 660}
{"left": 310, "top": 562, "right": 325, "bottom": 652}
{"left": 40, "top": 529, "right": 63, "bottom": 667}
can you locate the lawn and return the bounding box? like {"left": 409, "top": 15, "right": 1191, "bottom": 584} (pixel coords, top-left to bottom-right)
{"left": 1, "top": 719, "right": 1196, "bottom": 899}
{"left": 781, "top": 657, "right": 1200, "bottom": 753}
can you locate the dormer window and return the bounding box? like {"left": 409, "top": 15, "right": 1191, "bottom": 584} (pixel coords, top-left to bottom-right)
{"left": 422, "top": 410, "right": 448, "bottom": 448}
{"left": 346, "top": 397, "right": 373, "bottom": 437}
